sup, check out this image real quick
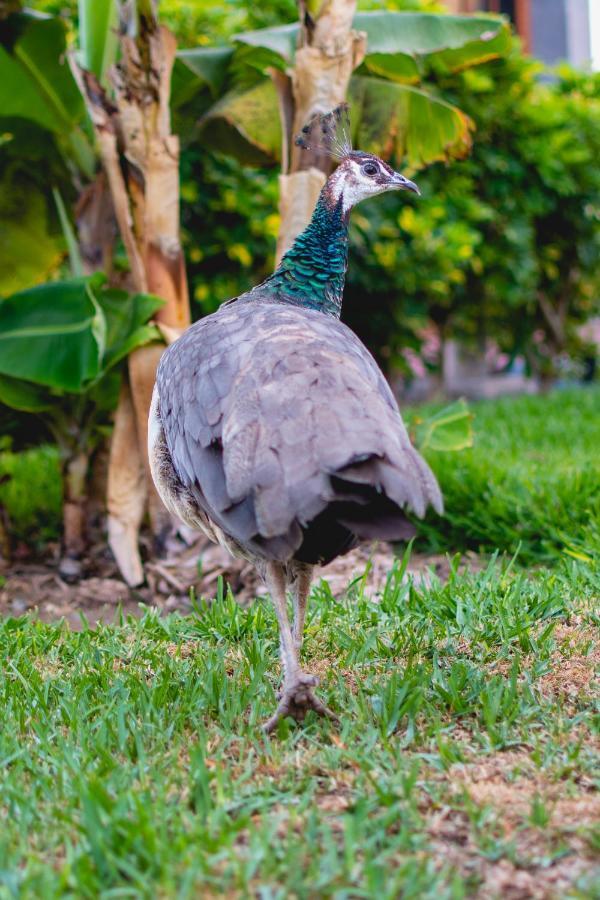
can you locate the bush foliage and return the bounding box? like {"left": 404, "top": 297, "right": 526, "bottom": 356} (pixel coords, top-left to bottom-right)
{"left": 16, "top": 4, "right": 600, "bottom": 374}
{"left": 346, "top": 54, "right": 600, "bottom": 374}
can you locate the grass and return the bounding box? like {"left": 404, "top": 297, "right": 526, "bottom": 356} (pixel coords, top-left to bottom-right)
{"left": 0, "top": 444, "right": 61, "bottom": 545}
{"left": 1, "top": 388, "right": 598, "bottom": 895}
{"left": 409, "top": 386, "right": 600, "bottom": 564}
{"left": 0, "top": 553, "right": 598, "bottom": 897}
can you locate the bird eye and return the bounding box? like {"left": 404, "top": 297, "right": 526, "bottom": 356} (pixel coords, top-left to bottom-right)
{"left": 361, "top": 162, "right": 378, "bottom": 177}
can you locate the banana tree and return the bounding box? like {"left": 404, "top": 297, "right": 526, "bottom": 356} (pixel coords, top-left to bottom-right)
{"left": 0, "top": 1, "right": 191, "bottom": 586}
{"left": 0, "top": 2, "right": 509, "bottom": 589}
{"left": 0, "top": 275, "right": 162, "bottom": 579}
{"left": 71, "top": 0, "right": 191, "bottom": 586}
{"left": 172, "top": 7, "right": 511, "bottom": 259}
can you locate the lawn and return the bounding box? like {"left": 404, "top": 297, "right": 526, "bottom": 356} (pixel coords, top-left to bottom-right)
{"left": 0, "top": 558, "right": 598, "bottom": 896}
{"left": 410, "top": 386, "right": 600, "bottom": 564}
{"left": 0, "top": 388, "right": 598, "bottom": 897}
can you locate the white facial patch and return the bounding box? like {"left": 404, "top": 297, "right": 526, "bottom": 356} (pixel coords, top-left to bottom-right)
{"left": 328, "top": 159, "right": 390, "bottom": 213}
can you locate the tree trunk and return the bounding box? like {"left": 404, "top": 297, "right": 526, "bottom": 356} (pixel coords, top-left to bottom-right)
{"left": 75, "top": 171, "right": 116, "bottom": 276}
{"left": 73, "top": 10, "right": 190, "bottom": 586}
{"left": 106, "top": 380, "right": 146, "bottom": 587}
{"left": 273, "top": 0, "right": 366, "bottom": 263}
{"left": 59, "top": 450, "right": 89, "bottom": 582}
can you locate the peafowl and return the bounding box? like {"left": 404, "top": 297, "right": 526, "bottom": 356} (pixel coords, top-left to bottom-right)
{"left": 148, "top": 106, "right": 442, "bottom": 732}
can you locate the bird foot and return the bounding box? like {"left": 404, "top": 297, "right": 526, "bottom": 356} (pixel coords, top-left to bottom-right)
{"left": 263, "top": 672, "right": 338, "bottom": 734}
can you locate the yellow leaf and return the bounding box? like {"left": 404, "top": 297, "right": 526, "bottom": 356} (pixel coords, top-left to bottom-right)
{"left": 563, "top": 548, "right": 593, "bottom": 563}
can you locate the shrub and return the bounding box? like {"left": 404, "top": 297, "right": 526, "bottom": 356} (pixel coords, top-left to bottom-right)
{"left": 344, "top": 52, "right": 600, "bottom": 376}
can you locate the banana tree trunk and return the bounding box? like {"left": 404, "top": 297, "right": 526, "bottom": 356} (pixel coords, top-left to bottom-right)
{"left": 59, "top": 449, "right": 89, "bottom": 581}
{"left": 273, "top": 0, "right": 366, "bottom": 263}
{"left": 73, "top": 10, "right": 190, "bottom": 586}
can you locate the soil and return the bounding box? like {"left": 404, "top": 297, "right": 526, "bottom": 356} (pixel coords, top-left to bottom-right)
{"left": 0, "top": 534, "right": 471, "bottom": 629}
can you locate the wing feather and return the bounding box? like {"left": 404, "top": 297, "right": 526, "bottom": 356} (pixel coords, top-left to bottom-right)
{"left": 156, "top": 299, "right": 442, "bottom": 561}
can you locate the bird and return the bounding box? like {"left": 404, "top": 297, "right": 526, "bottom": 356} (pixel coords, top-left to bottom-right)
{"left": 148, "top": 105, "right": 443, "bottom": 733}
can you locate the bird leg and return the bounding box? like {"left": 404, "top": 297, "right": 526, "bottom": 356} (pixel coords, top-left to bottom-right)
{"left": 262, "top": 561, "right": 337, "bottom": 734}
{"left": 291, "top": 562, "right": 313, "bottom": 651}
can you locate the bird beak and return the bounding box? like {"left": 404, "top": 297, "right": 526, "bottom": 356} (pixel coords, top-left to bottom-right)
{"left": 390, "top": 172, "right": 420, "bottom": 195}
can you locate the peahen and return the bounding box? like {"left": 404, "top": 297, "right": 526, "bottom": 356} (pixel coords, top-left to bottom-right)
{"left": 149, "top": 106, "right": 442, "bottom": 732}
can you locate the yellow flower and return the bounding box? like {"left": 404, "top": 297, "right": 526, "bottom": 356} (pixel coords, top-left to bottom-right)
{"left": 194, "top": 284, "right": 209, "bottom": 302}
{"left": 180, "top": 182, "right": 199, "bottom": 203}
{"left": 228, "top": 244, "right": 253, "bottom": 267}
{"left": 373, "top": 242, "right": 396, "bottom": 269}
{"left": 398, "top": 207, "right": 416, "bottom": 232}
{"left": 264, "top": 214, "right": 280, "bottom": 238}
{"left": 223, "top": 190, "right": 237, "bottom": 210}
{"left": 189, "top": 248, "right": 203, "bottom": 263}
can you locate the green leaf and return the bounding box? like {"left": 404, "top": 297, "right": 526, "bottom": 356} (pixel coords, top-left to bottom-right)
{"left": 199, "top": 80, "right": 281, "bottom": 164}
{"left": 414, "top": 399, "right": 474, "bottom": 453}
{"left": 0, "top": 277, "right": 162, "bottom": 399}
{"left": 52, "top": 187, "right": 84, "bottom": 279}
{"left": 0, "top": 279, "right": 103, "bottom": 392}
{"left": 0, "top": 11, "right": 94, "bottom": 174}
{"left": 178, "top": 13, "right": 508, "bottom": 166}
{"left": 87, "top": 367, "right": 122, "bottom": 414}
{"left": 233, "top": 23, "right": 298, "bottom": 65}
{"left": 231, "top": 13, "right": 509, "bottom": 79}
{"left": 350, "top": 76, "right": 474, "bottom": 169}
{"left": 172, "top": 46, "right": 234, "bottom": 106}
{"left": 78, "top": 0, "right": 119, "bottom": 85}
{"left": 0, "top": 178, "right": 64, "bottom": 296}
{"left": 356, "top": 12, "right": 510, "bottom": 82}
{"left": 96, "top": 288, "right": 164, "bottom": 371}
{"left": 0, "top": 374, "right": 52, "bottom": 413}
{"left": 194, "top": 74, "right": 472, "bottom": 169}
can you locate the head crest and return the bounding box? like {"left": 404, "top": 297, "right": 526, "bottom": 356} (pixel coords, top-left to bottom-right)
{"left": 294, "top": 104, "right": 352, "bottom": 160}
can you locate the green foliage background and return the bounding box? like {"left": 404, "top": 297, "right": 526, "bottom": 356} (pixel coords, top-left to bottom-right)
{"left": 19, "top": 1, "right": 600, "bottom": 378}
{"left": 347, "top": 55, "right": 600, "bottom": 374}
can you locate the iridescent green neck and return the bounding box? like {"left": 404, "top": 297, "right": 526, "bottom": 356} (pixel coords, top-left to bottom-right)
{"left": 260, "top": 191, "right": 349, "bottom": 318}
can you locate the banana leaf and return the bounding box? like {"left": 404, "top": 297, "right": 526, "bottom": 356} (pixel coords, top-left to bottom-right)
{"left": 0, "top": 10, "right": 94, "bottom": 175}
{"left": 355, "top": 12, "right": 511, "bottom": 82}
{"left": 0, "top": 374, "right": 53, "bottom": 413}
{"left": 77, "top": 0, "right": 119, "bottom": 86}
{"left": 0, "top": 177, "right": 64, "bottom": 296}
{"left": 414, "top": 399, "right": 474, "bottom": 453}
{"left": 172, "top": 46, "right": 234, "bottom": 106}
{"left": 350, "top": 76, "right": 474, "bottom": 169}
{"left": 197, "top": 75, "right": 473, "bottom": 169}
{"left": 0, "top": 278, "right": 104, "bottom": 392}
{"left": 0, "top": 277, "right": 163, "bottom": 396}
{"left": 97, "top": 289, "right": 163, "bottom": 371}
{"left": 171, "top": 12, "right": 509, "bottom": 106}
{"left": 173, "top": 11, "right": 508, "bottom": 168}
{"left": 197, "top": 79, "right": 282, "bottom": 165}
{"left": 231, "top": 12, "right": 510, "bottom": 78}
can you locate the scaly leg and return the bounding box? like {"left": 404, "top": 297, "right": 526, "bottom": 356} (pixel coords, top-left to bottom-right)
{"left": 291, "top": 562, "right": 313, "bottom": 651}
{"left": 262, "top": 561, "right": 337, "bottom": 734}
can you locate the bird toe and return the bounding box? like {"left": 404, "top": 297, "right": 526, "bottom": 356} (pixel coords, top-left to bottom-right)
{"left": 263, "top": 671, "right": 337, "bottom": 735}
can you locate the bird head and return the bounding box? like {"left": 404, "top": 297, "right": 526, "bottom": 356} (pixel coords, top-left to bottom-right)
{"left": 327, "top": 151, "right": 420, "bottom": 212}
{"left": 295, "top": 104, "right": 420, "bottom": 214}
